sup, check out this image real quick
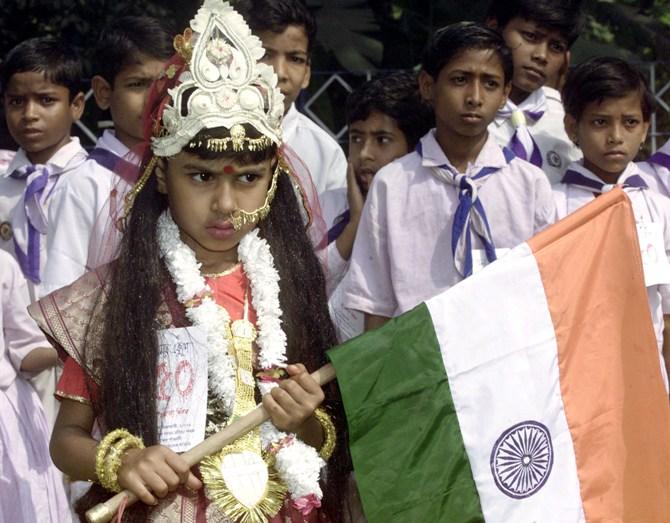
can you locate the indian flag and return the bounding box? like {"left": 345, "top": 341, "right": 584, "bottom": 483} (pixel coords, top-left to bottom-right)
{"left": 328, "top": 189, "right": 670, "bottom": 522}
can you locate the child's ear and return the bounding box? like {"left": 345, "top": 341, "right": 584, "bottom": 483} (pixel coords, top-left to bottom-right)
{"left": 564, "top": 114, "right": 578, "bottom": 145}
{"left": 641, "top": 120, "right": 651, "bottom": 144}
{"left": 69, "top": 91, "right": 85, "bottom": 122}
{"left": 300, "top": 60, "right": 311, "bottom": 90}
{"left": 418, "top": 70, "right": 434, "bottom": 104}
{"left": 91, "top": 75, "right": 112, "bottom": 111}
{"left": 500, "top": 82, "right": 512, "bottom": 109}
{"left": 155, "top": 158, "right": 169, "bottom": 194}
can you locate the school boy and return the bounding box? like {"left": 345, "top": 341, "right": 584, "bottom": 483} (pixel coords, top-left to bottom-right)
{"left": 324, "top": 71, "right": 433, "bottom": 341}
{"left": 0, "top": 37, "right": 115, "bottom": 426}
{"left": 342, "top": 23, "right": 557, "bottom": 331}
{"left": 486, "top": 0, "right": 583, "bottom": 183}
{"left": 554, "top": 57, "right": 670, "bottom": 391}
{"left": 90, "top": 16, "right": 173, "bottom": 169}
{"left": 638, "top": 138, "right": 670, "bottom": 197}
{"left": 238, "top": 0, "right": 347, "bottom": 195}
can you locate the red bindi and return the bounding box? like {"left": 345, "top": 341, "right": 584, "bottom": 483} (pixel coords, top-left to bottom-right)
{"left": 223, "top": 165, "right": 236, "bottom": 175}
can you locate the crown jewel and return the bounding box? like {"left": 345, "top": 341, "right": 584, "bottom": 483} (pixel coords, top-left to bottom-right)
{"left": 152, "top": 0, "right": 284, "bottom": 157}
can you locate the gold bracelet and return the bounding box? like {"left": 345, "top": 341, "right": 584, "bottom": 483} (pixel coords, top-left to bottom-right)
{"left": 94, "top": 429, "right": 144, "bottom": 492}
{"left": 105, "top": 434, "right": 145, "bottom": 492}
{"left": 314, "top": 408, "right": 336, "bottom": 461}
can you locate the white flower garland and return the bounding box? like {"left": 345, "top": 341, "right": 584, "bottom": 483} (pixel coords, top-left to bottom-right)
{"left": 156, "top": 211, "right": 325, "bottom": 512}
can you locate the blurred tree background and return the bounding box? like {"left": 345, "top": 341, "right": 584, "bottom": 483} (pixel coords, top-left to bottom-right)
{"left": 1, "top": 0, "right": 670, "bottom": 147}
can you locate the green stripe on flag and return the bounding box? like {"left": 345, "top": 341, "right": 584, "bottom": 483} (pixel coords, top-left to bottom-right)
{"left": 328, "top": 304, "right": 485, "bottom": 523}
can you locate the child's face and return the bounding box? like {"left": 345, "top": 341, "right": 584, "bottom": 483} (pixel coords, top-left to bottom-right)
{"left": 93, "top": 54, "right": 167, "bottom": 150}
{"left": 500, "top": 17, "right": 569, "bottom": 100}
{"left": 156, "top": 152, "right": 274, "bottom": 263}
{"left": 565, "top": 91, "right": 649, "bottom": 183}
{"left": 3, "top": 71, "right": 84, "bottom": 164}
{"left": 348, "top": 110, "right": 409, "bottom": 196}
{"left": 258, "top": 25, "right": 311, "bottom": 113}
{"left": 419, "top": 48, "right": 509, "bottom": 142}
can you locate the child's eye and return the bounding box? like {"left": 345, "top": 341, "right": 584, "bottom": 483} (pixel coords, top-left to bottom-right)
{"left": 237, "top": 173, "right": 261, "bottom": 184}
{"left": 624, "top": 118, "right": 641, "bottom": 127}
{"left": 290, "top": 56, "right": 307, "bottom": 65}
{"left": 549, "top": 41, "right": 567, "bottom": 54}
{"left": 485, "top": 79, "right": 500, "bottom": 90}
{"left": 6, "top": 97, "right": 23, "bottom": 106}
{"left": 377, "top": 136, "right": 391, "bottom": 146}
{"left": 349, "top": 135, "right": 362, "bottom": 145}
{"left": 190, "top": 172, "right": 213, "bottom": 183}
{"left": 451, "top": 75, "right": 467, "bottom": 85}
{"left": 40, "top": 96, "right": 56, "bottom": 105}
{"left": 521, "top": 31, "right": 538, "bottom": 42}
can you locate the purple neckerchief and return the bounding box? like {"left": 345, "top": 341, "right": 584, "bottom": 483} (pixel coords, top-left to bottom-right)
{"left": 417, "top": 141, "right": 516, "bottom": 277}
{"left": 509, "top": 130, "right": 543, "bottom": 167}
{"left": 327, "top": 209, "right": 350, "bottom": 244}
{"left": 561, "top": 169, "right": 648, "bottom": 193}
{"left": 10, "top": 165, "right": 51, "bottom": 283}
{"left": 88, "top": 147, "right": 137, "bottom": 184}
{"left": 648, "top": 150, "right": 670, "bottom": 170}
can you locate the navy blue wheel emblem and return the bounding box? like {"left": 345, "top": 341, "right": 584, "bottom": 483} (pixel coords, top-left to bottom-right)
{"left": 490, "top": 420, "right": 553, "bottom": 499}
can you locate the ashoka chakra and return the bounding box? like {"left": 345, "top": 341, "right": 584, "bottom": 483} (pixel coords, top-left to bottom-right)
{"left": 490, "top": 420, "right": 553, "bottom": 499}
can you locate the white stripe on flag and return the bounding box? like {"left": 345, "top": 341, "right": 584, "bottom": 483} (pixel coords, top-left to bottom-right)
{"left": 426, "top": 243, "right": 586, "bottom": 522}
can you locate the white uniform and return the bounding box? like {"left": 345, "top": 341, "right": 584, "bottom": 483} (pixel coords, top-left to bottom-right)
{"left": 320, "top": 187, "right": 364, "bottom": 341}
{"left": 554, "top": 161, "right": 670, "bottom": 390}
{"left": 489, "top": 86, "right": 582, "bottom": 184}
{"left": 282, "top": 103, "right": 347, "bottom": 195}
{"left": 0, "top": 137, "right": 115, "bottom": 425}
{"left": 342, "top": 130, "right": 557, "bottom": 319}
{"left": 638, "top": 138, "right": 670, "bottom": 198}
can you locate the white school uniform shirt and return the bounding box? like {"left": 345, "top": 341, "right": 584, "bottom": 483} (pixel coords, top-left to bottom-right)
{"left": 96, "top": 129, "right": 132, "bottom": 159}
{"left": 282, "top": 103, "right": 347, "bottom": 195}
{"left": 638, "top": 138, "right": 670, "bottom": 197}
{"left": 553, "top": 161, "right": 670, "bottom": 390}
{"left": 320, "top": 187, "right": 365, "bottom": 341}
{"left": 0, "top": 138, "right": 116, "bottom": 300}
{"left": 342, "top": 130, "right": 557, "bottom": 319}
{"left": 489, "top": 86, "right": 582, "bottom": 184}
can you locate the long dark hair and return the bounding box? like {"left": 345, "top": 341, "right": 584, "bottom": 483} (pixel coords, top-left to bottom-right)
{"left": 77, "top": 126, "right": 348, "bottom": 521}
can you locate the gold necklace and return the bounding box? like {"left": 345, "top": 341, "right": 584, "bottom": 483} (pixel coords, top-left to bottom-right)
{"left": 200, "top": 289, "right": 285, "bottom": 523}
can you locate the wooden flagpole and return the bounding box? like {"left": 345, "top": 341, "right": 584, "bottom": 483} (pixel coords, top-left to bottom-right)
{"left": 86, "top": 363, "right": 337, "bottom": 523}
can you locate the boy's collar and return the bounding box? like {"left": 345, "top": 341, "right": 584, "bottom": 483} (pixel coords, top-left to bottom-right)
{"left": 282, "top": 103, "right": 299, "bottom": 140}
{"left": 2, "top": 137, "right": 84, "bottom": 177}
{"left": 97, "top": 130, "right": 131, "bottom": 158}
{"left": 566, "top": 160, "right": 641, "bottom": 186}
{"left": 418, "top": 129, "right": 509, "bottom": 173}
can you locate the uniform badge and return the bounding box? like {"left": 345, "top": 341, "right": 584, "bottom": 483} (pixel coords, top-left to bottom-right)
{"left": 547, "top": 151, "right": 562, "bottom": 168}
{"left": 0, "top": 221, "right": 12, "bottom": 242}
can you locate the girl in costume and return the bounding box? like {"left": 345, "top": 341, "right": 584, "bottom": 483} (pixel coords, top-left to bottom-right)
{"left": 0, "top": 250, "right": 71, "bottom": 522}
{"left": 33, "top": 1, "right": 348, "bottom": 521}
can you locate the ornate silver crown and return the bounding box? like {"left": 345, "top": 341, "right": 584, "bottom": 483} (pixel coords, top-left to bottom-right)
{"left": 151, "top": 0, "right": 285, "bottom": 157}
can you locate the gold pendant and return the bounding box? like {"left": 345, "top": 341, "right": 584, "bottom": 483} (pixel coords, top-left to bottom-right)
{"left": 201, "top": 449, "right": 286, "bottom": 523}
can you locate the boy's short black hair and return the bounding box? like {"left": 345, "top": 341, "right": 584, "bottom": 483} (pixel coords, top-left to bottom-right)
{"left": 486, "top": 0, "right": 584, "bottom": 46}
{"left": 236, "top": 0, "right": 317, "bottom": 52}
{"left": 94, "top": 16, "right": 174, "bottom": 85}
{"left": 0, "top": 37, "right": 84, "bottom": 101}
{"left": 346, "top": 71, "right": 434, "bottom": 150}
{"left": 563, "top": 57, "right": 655, "bottom": 122}
{"left": 421, "top": 22, "right": 513, "bottom": 84}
